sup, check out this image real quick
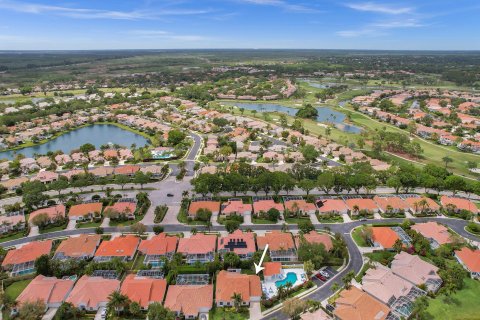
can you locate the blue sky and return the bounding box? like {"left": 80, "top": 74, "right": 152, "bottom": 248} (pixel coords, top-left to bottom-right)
{"left": 0, "top": 0, "right": 479, "bottom": 50}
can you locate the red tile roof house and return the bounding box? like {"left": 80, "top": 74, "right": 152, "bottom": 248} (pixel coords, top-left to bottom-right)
{"left": 440, "top": 196, "right": 479, "bottom": 214}
{"left": 257, "top": 231, "right": 297, "bottom": 262}
{"left": 68, "top": 202, "right": 103, "bottom": 221}
{"left": 2, "top": 240, "right": 53, "bottom": 276}
{"left": 455, "top": 247, "right": 480, "bottom": 279}
{"left": 263, "top": 262, "right": 283, "bottom": 282}
{"left": 252, "top": 199, "right": 285, "bottom": 217}
{"left": 15, "top": 275, "right": 75, "bottom": 312}
{"left": 295, "top": 231, "right": 333, "bottom": 251}
{"left": 53, "top": 234, "right": 101, "bottom": 260}
{"left": 215, "top": 270, "right": 262, "bottom": 307}
{"left": 404, "top": 197, "right": 440, "bottom": 215}
{"left": 371, "top": 227, "right": 400, "bottom": 250}
{"left": 362, "top": 263, "right": 425, "bottom": 319}
{"left": 316, "top": 198, "right": 348, "bottom": 215}
{"left": 283, "top": 198, "right": 317, "bottom": 216}
{"left": 29, "top": 204, "right": 66, "bottom": 226}
{"left": 411, "top": 222, "right": 453, "bottom": 249}
{"left": 104, "top": 201, "right": 137, "bottom": 220}
{"left": 114, "top": 165, "right": 140, "bottom": 177}
{"left": 221, "top": 198, "right": 252, "bottom": 216}
{"left": 120, "top": 274, "right": 167, "bottom": 310}
{"left": 391, "top": 251, "right": 442, "bottom": 292}
{"left": 345, "top": 198, "right": 379, "bottom": 216}
{"left": 188, "top": 200, "right": 221, "bottom": 218}
{"left": 93, "top": 235, "right": 140, "bottom": 262}
{"left": 0, "top": 212, "right": 25, "bottom": 234}
{"left": 31, "top": 170, "right": 59, "bottom": 184}
{"left": 66, "top": 275, "right": 120, "bottom": 311}
{"left": 373, "top": 196, "right": 409, "bottom": 215}
{"left": 177, "top": 233, "right": 217, "bottom": 264}
{"left": 164, "top": 284, "right": 213, "bottom": 319}
{"left": 217, "top": 230, "right": 256, "bottom": 260}
{"left": 138, "top": 233, "right": 178, "bottom": 267}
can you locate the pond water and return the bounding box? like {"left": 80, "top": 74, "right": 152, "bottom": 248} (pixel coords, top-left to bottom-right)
{"left": 222, "top": 102, "right": 362, "bottom": 133}
{"left": 0, "top": 124, "right": 149, "bottom": 160}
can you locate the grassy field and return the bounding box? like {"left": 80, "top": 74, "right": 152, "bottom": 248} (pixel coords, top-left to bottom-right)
{"left": 425, "top": 278, "right": 480, "bottom": 320}
{"left": 0, "top": 232, "right": 25, "bottom": 243}
{"left": 5, "top": 279, "right": 33, "bottom": 300}
{"left": 210, "top": 308, "right": 249, "bottom": 320}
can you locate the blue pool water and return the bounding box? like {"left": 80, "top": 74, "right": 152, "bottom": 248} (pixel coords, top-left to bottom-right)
{"left": 275, "top": 272, "right": 298, "bottom": 288}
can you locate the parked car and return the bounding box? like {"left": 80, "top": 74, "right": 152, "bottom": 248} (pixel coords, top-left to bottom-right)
{"left": 167, "top": 193, "right": 174, "bottom": 197}
{"left": 315, "top": 273, "right": 327, "bottom": 281}
{"left": 319, "top": 270, "right": 330, "bottom": 278}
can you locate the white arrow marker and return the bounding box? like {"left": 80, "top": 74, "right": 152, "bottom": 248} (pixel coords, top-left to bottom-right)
{"left": 254, "top": 244, "right": 269, "bottom": 274}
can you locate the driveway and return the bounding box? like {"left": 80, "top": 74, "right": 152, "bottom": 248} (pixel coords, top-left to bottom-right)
{"left": 94, "top": 307, "right": 106, "bottom": 320}
{"left": 250, "top": 302, "right": 262, "bottom": 320}
{"left": 42, "top": 308, "right": 58, "bottom": 320}
{"left": 66, "top": 219, "right": 77, "bottom": 230}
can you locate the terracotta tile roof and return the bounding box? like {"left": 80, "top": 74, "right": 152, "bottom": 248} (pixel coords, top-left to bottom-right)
{"left": 316, "top": 199, "right": 348, "bottom": 213}
{"left": 284, "top": 199, "right": 316, "bottom": 212}
{"left": 295, "top": 231, "right": 333, "bottom": 251}
{"left": 404, "top": 197, "right": 440, "bottom": 212}
{"left": 17, "top": 275, "right": 74, "bottom": 306}
{"left": 94, "top": 235, "right": 140, "bottom": 258}
{"left": 221, "top": 199, "right": 252, "bottom": 215}
{"left": 345, "top": 198, "right": 379, "bottom": 212}
{"left": 334, "top": 286, "right": 389, "bottom": 320}
{"left": 29, "top": 204, "right": 66, "bottom": 222}
{"left": 55, "top": 235, "right": 101, "bottom": 259}
{"left": 188, "top": 201, "right": 221, "bottom": 216}
{"left": 104, "top": 202, "right": 136, "bottom": 215}
{"left": 257, "top": 231, "right": 295, "bottom": 251}
{"left": 440, "top": 196, "right": 479, "bottom": 213}
{"left": 164, "top": 285, "right": 213, "bottom": 318}
{"left": 391, "top": 251, "right": 440, "bottom": 286}
{"left": 411, "top": 222, "right": 452, "bottom": 245}
{"left": 262, "top": 262, "right": 282, "bottom": 277}
{"left": 114, "top": 165, "right": 140, "bottom": 175}
{"left": 217, "top": 230, "right": 256, "bottom": 255}
{"left": 371, "top": 227, "right": 399, "bottom": 249}
{"left": 362, "top": 264, "right": 414, "bottom": 305}
{"left": 373, "top": 196, "right": 409, "bottom": 211}
{"left": 177, "top": 233, "right": 217, "bottom": 255}
{"left": 68, "top": 202, "right": 103, "bottom": 218}
{"left": 138, "top": 234, "right": 178, "bottom": 256}
{"left": 455, "top": 247, "right": 480, "bottom": 273}
{"left": 215, "top": 271, "right": 261, "bottom": 303}
{"left": 66, "top": 275, "right": 120, "bottom": 309}
{"left": 120, "top": 274, "right": 167, "bottom": 308}
{"left": 2, "top": 240, "right": 52, "bottom": 267}
{"left": 253, "top": 200, "right": 284, "bottom": 213}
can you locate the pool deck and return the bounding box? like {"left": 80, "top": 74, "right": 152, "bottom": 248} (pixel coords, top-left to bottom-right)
{"left": 262, "top": 268, "right": 306, "bottom": 299}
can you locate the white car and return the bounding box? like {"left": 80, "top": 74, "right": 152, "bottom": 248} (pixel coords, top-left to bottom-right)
{"left": 100, "top": 309, "right": 107, "bottom": 319}
{"left": 319, "top": 270, "right": 330, "bottom": 278}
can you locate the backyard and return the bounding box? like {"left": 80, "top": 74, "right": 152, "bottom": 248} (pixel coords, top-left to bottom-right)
{"left": 425, "top": 278, "right": 480, "bottom": 320}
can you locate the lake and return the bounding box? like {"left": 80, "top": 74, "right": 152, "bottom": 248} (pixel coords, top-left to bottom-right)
{"left": 0, "top": 124, "right": 150, "bottom": 160}
{"left": 221, "top": 102, "right": 362, "bottom": 133}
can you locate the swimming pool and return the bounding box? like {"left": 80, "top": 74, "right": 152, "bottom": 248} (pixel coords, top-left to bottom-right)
{"left": 275, "top": 272, "right": 298, "bottom": 288}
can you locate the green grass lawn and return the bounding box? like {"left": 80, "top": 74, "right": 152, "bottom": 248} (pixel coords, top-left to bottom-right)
{"left": 284, "top": 216, "right": 311, "bottom": 224}
{"left": 39, "top": 224, "right": 67, "bottom": 234}
{"left": 351, "top": 227, "right": 369, "bottom": 247}
{"left": 252, "top": 217, "right": 277, "bottom": 224}
{"left": 210, "top": 308, "right": 249, "bottom": 320}
{"left": 5, "top": 279, "right": 33, "bottom": 300}
{"left": 0, "top": 232, "right": 25, "bottom": 243}
{"left": 132, "top": 254, "right": 146, "bottom": 270}
{"left": 76, "top": 221, "right": 102, "bottom": 229}
{"left": 425, "top": 278, "right": 480, "bottom": 320}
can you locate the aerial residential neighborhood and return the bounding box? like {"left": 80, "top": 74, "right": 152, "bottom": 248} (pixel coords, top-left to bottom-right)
{"left": 0, "top": 1, "right": 480, "bottom": 320}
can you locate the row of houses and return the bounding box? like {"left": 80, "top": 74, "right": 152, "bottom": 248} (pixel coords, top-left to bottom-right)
{"left": 187, "top": 195, "right": 478, "bottom": 219}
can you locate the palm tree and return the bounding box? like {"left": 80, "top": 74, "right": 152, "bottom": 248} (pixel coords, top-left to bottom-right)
{"left": 442, "top": 156, "right": 453, "bottom": 169}
{"left": 231, "top": 293, "right": 243, "bottom": 312}
{"left": 107, "top": 291, "right": 130, "bottom": 316}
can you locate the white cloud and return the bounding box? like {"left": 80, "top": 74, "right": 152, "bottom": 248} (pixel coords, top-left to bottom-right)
{"left": 0, "top": 0, "right": 211, "bottom": 20}
{"left": 346, "top": 2, "right": 412, "bottom": 15}
{"left": 372, "top": 19, "right": 424, "bottom": 28}
{"left": 238, "top": 0, "right": 321, "bottom": 13}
